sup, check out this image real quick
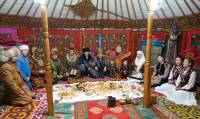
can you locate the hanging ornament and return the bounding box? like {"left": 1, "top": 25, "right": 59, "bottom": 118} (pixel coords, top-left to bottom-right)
{"left": 70, "top": 0, "right": 97, "bottom": 18}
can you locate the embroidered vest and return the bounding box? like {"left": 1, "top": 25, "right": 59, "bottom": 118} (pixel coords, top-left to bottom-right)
{"left": 179, "top": 69, "right": 195, "bottom": 92}
{"left": 172, "top": 66, "right": 182, "bottom": 80}
{"left": 156, "top": 63, "right": 165, "bottom": 76}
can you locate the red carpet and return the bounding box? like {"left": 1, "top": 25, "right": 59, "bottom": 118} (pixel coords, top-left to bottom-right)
{"left": 75, "top": 100, "right": 144, "bottom": 119}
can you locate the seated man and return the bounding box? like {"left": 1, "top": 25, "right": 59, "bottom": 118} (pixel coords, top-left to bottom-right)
{"left": 79, "top": 47, "right": 99, "bottom": 78}
{"left": 151, "top": 55, "right": 170, "bottom": 86}
{"left": 94, "top": 52, "right": 108, "bottom": 77}
{"left": 0, "top": 47, "right": 32, "bottom": 106}
{"left": 65, "top": 48, "right": 79, "bottom": 78}
{"left": 30, "top": 47, "right": 45, "bottom": 89}
{"left": 50, "top": 48, "right": 67, "bottom": 83}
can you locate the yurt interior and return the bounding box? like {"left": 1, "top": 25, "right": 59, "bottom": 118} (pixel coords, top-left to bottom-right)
{"left": 0, "top": 0, "right": 200, "bottom": 118}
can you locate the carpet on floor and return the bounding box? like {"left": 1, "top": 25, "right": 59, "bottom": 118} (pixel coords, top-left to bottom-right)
{"left": 152, "top": 96, "right": 200, "bottom": 119}
{"left": 74, "top": 99, "right": 159, "bottom": 119}
{"left": 0, "top": 93, "right": 47, "bottom": 119}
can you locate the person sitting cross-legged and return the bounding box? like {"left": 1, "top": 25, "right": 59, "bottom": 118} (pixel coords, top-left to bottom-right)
{"left": 163, "top": 58, "right": 197, "bottom": 106}
{"left": 155, "top": 56, "right": 183, "bottom": 94}
{"left": 17, "top": 45, "right": 33, "bottom": 90}
{"left": 30, "top": 47, "right": 45, "bottom": 89}
{"left": 65, "top": 48, "right": 80, "bottom": 78}
{"left": 0, "top": 47, "right": 33, "bottom": 106}
{"left": 120, "top": 60, "right": 131, "bottom": 79}
{"left": 50, "top": 48, "right": 67, "bottom": 84}
{"left": 79, "top": 47, "right": 99, "bottom": 78}
{"left": 107, "top": 59, "right": 118, "bottom": 78}
{"left": 94, "top": 52, "right": 108, "bottom": 78}
{"left": 151, "top": 55, "right": 170, "bottom": 86}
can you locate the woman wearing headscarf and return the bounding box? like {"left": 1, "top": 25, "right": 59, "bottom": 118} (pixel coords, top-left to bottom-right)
{"left": 127, "top": 51, "right": 145, "bottom": 81}
{"left": 0, "top": 47, "right": 32, "bottom": 106}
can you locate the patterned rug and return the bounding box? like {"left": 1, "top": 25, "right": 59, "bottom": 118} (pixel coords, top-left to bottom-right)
{"left": 74, "top": 99, "right": 158, "bottom": 119}
{"left": 152, "top": 96, "right": 200, "bottom": 119}
{"left": 0, "top": 93, "right": 47, "bottom": 119}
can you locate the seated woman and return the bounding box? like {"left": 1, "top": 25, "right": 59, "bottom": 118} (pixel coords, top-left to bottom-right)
{"left": 50, "top": 48, "right": 67, "bottom": 83}
{"left": 155, "top": 56, "right": 183, "bottom": 94}
{"left": 65, "top": 48, "right": 79, "bottom": 78}
{"left": 127, "top": 65, "right": 143, "bottom": 82}
{"left": 120, "top": 60, "right": 131, "bottom": 79}
{"left": 0, "top": 47, "right": 32, "bottom": 106}
{"left": 164, "top": 58, "right": 197, "bottom": 106}
{"left": 30, "top": 47, "right": 45, "bottom": 89}
{"left": 79, "top": 47, "right": 99, "bottom": 78}
{"left": 151, "top": 55, "right": 170, "bottom": 86}
{"left": 128, "top": 51, "right": 145, "bottom": 81}
{"left": 94, "top": 52, "right": 108, "bottom": 78}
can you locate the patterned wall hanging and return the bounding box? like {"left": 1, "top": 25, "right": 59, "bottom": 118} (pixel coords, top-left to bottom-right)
{"left": 70, "top": 0, "right": 97, "bottom": 18}
{"left": 140, "top": 35, "right": 165, "bottom": 65}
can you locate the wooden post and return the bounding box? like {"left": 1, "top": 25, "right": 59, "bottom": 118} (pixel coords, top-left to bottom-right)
{"left": 143, "top": 0, "right": 153, "bottom": 108}
{"left": 41, "top": 0, "right": 54, "bottom": 116}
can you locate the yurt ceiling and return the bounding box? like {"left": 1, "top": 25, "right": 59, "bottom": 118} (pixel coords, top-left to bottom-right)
{"left": 0, "top": 0, "right": 200, "bottom": 29}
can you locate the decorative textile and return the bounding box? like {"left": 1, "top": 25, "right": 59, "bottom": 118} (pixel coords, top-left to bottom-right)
{"left": 153, "top": 96, "right": 200, "bottom": 119}
{"left": 83, "top": 32, "right": 128, "bottom": 60}
{"left": 0, "top": 28, "right": 17, "bottom": 40}
{"left": 166, "top": 22, "right": 181, "bottom": 64}
{"left": 0, "top": 93, "right": 47, "bottom": 119}
{"left": 140, "top": 39, "right": 165, "bottom": 65}
{"left": 70, "top": 0, "right": 97, "bottom": 18}
{"left": 151, "top": 104, "right": 179, "bottom": 119}
{"left": 180, "top": 47, "right": 199, "bottom": 59}
{"left": 98, "top": 33, "right": 103, "bottom": 49}
{"left": 190, "top": 34, "right": 200, "bottom": 54}
{"left": 0, "top": 28, "right": 29, "bottom": 46}
{"left": 74, "top": 100, "right": 144, "bottom": 119}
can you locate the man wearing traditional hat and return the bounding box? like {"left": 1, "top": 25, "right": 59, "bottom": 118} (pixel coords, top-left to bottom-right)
{"left": 79, "top": 47, "right": 99, "bottom": 78}
{"left": 16, "top": 45, "right": 33, "bottom": 90}
{"left": 0, "top": 47, "right": 33, "bottom": 106}
{"left": 30, "top": 47, "right": 45, "bottom": 89}
{"left": 50, "top": 47, "right": 67, "bottom": 83}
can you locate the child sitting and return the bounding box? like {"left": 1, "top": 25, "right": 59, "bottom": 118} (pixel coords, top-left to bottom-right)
{"left": 107, "top": 60, "right": 117, "bottom": 77}
{"left": 120, "top": 60, "right": 131, "bottom": 79}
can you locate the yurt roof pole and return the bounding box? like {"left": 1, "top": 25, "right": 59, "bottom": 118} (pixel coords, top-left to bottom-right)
{"left": 143, "top": 0, "right": 157, "bottom": 108}
{"left": 40, "top": 0, "right": 54, "bottom": 116}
